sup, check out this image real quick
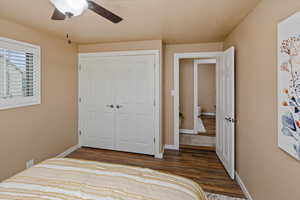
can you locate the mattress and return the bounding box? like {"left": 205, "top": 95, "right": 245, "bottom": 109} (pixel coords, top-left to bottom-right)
{"left": 0, "top": 158, "right": 207, "bottom": 200}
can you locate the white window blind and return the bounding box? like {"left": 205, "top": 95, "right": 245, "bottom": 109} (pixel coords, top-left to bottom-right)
{"left": 0, "top": 37, "right": 40, "bottom": 110}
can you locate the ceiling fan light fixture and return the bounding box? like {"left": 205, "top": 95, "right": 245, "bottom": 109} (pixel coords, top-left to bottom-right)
{"left": 50, "top": 0, "right": 88, "bottom": 17}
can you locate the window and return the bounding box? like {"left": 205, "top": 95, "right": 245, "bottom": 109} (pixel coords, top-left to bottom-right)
{"left": 0, "top": 37, "right": 40, "bottom": 110}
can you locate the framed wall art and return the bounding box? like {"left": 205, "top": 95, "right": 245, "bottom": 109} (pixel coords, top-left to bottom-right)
{"left": 278, "top": 12, "right": 300, "bottom": 160}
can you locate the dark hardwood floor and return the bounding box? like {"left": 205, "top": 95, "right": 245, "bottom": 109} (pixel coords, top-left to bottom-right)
{"left": 180, "top": 144, "right": 216, "bottom": 151}
{"left": 67, "top": 147, "right": 244, "bottom": 198}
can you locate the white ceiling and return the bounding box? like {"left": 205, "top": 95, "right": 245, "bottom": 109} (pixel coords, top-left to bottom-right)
{"left": 0, "top": 0, "right": 261, "bottom": 44}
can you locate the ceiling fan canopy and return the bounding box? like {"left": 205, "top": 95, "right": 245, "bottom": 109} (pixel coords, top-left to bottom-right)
{"left": 50, "top": 0, "right": 123, "bottom": 23}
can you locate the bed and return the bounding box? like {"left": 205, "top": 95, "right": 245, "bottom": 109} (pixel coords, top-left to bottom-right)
{"left": 0, "top": 158, "right": 208, "bottom": 200}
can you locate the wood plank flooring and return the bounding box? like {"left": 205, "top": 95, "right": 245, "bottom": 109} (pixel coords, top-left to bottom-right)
{"left": 180, "top": 144, "right": 216, "bottom": 151}
{"left": 67, "top": 147, "right": 244, "bottom": 198}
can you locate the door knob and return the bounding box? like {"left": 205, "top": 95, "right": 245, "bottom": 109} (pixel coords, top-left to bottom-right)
{"left": 225, "top": 117, "right": 237, "bottom": 123}
{"left": 106, "top": 104, "right": 114, "bottom": 108}
{"left": 116, "top": 105, "right": 123, "bottom": 109}
{"left": 225, "top": 117, "right": 232, "bottom": 122}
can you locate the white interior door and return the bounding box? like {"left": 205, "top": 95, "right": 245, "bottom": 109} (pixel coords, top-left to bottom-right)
{"left": 216, "top": 47, "right": 235, "bottom": 179}
{"left": 79, "top": 54, "right": 156, "bottom": 155}
{"left": 114, "top": 55, "right": 155, "bottom": 155}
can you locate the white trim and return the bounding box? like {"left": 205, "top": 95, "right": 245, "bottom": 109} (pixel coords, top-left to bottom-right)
{"left": 79, "top": 50, "right": 160, "bottom": 59}
{"left": 174, "top": 52, "right": 222, "bottom": 59}
{"left": 155, "top": 152, "right": 164, "bottom": 159}
{"left": 0, "top": 37, "right": 40, "bottom": 50}
{"left": 0, "top": 101, "right": 41, "bottom": 111}
{"left": 235, "top": 172, "right": 254, "bottom": 200}
{"left": 193, "top": 60, "right": 198, "bottom": 135}
{"left": 56, "top": 144, "right": 80, "bottom": 158}
{"left": 153, "top": 50, "right": 161, "bottom": 158}
{"left": 173, "top": 52, "right": 222, "bottom": 149}
{"left": 164, "top": 144, "right": 179, "bottom": 150}
{"left": 194, "top": 59, "right": 217, "bottom": 64}
{"left": 180, "top": 129, "right": 196, "bottom": 134}
{"left": 78, "top": 50, "right": 162, "bottom": 158}
{"left": 201, "top": 112, "right": 216, "bottom": 116}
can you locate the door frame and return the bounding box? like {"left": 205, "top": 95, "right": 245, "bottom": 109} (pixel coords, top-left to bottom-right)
{"left": 193, "top": 59, "right": 217, "bottom": 134}
{"left": 173, "top": 52, "right": 222, "bottom": 150}
{"left": 78, "top": 50, "right": 162, "bottom": 158}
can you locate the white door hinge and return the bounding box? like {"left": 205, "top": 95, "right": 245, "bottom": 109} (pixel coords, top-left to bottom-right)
{"left": 79, "top": 130, "right": 82, "bottom": 136}
{"left": 79, "top": 97, "right": 82, "bottom": 103}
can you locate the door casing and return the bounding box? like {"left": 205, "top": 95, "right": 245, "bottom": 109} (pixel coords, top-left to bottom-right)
{"left": 78, "top": 50, "right": 162, "bottom": 158}
{"left": 173, "top": 52, "right": 222, "bottom": 150}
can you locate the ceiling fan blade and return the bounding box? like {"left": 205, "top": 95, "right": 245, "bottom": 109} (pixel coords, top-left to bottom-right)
{"left": 51, "top": 8, "right": 66, "bottom": 20}
{"left": 88, "top": 1, "right": 123, "bottom": 23}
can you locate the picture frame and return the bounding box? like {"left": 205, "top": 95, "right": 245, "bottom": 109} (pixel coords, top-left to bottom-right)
{"left": 278, "top": 12, "right": 300, "bottom": 160}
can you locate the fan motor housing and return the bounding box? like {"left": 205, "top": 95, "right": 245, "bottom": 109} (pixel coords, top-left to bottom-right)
{"left": 50, "top": 0, "right": 88, "bottom": 17}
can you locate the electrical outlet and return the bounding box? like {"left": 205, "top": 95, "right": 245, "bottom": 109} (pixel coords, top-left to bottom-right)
{"left": 26, "top": 159, "right": 34, "bottom": 169}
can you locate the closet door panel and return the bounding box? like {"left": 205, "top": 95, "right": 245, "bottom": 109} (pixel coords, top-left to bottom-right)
{"left": 80, "top": 58, "right": 115, "bottom": 150}
{"left": 114, "top": 55, "right": 155, "bottom": 155}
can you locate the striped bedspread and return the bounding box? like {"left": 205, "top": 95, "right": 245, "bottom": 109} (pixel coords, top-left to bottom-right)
{"left": 0, "top": 158, "right": 207, "bottom": 200}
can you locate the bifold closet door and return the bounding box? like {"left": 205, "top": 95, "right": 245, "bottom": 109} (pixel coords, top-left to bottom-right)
{"left": 80, "top": 57, "right": 116, "bottom": 150}
{"left": 80, "top": 55, "right": 156, "bottom": 155}
{"left": 114, "top": 55, "right": 155, "bottom": 155}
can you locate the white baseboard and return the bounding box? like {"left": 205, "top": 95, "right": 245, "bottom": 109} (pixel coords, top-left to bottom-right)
{"left": 164, "top": 144, "right": 179, "bottom": 150}
{"left": 56, "top": 144, "right": 80, "bottom": 158}
{"left": 235, "top": 172, "right": 253, "bottom": 200}
{"left": 180, "top": 129, "right": 197, "bottom": 134}
{"left": 155, "top": 152, "right": 164, "bottom": 159}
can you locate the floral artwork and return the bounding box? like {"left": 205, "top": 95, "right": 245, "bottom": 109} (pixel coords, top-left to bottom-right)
{"left": 278, "top": 12, "right": 300, "bottom": 160}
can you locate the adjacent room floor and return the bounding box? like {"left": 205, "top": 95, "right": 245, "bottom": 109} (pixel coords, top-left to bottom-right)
{"left": 180, "top": 115, "right": 216, "bottom": 147}
{"left": 67, "top": 147, "right": 245, "bottom": 198}
{"left": 200, "top": 115, "right": 216, "bottom": 136}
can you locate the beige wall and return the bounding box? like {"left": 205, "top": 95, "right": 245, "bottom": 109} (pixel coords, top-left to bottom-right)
{"left": 179, "top": 59, "right": 194, "bottom": 130}
{"left": 224, "top": 0, "right": 300, "bottom": 199}
{"left": 198, "top": 64, "right": 216, "bottom": 113}
{"left": 163, "top": 43, "right": 223, "bottom": 144}
{"left": 0, "top": 18, "right": 78, "bottom": 181}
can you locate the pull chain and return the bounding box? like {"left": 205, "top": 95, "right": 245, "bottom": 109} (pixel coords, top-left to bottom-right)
{"left": 66, "top": 33, "right": 72, "bottom": 44}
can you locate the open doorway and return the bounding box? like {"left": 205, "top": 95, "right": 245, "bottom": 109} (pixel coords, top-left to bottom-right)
{"left": 173, "top": 49, "right": 235, "bottom": 179}
{"left": 179, "top": 59, "right": 217, "bottom": 148}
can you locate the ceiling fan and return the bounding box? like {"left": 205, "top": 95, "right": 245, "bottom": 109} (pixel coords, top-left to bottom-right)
{"left": 50, "top": 0, "right": 123, "bottom": 23}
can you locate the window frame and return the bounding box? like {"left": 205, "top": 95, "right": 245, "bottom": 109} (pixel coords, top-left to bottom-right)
{"left": 0, "top": 37, "right": 41, "bottom": 110}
